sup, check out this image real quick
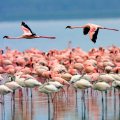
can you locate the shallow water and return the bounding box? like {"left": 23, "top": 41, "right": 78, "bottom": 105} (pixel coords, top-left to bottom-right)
{"left": 0, "top": 87, "right": 120, "bottom": 120}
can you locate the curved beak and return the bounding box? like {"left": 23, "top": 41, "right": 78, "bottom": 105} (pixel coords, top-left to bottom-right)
{"left": 66, "top": 26, "right": 71, "bottom": 29}
{"left": 3, "top": 36, "right": 8, "bottom": 39}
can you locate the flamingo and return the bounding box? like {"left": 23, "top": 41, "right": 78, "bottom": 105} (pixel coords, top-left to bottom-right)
{"left": 5, "top": 78, "right": 22, "bottom": 91}
{"left": 70, "top": 74, "right": 92, "bottom": 99}
{"left": 4, "top": 74, "right": 22, "bottom": 100}
{"left": 0, "top": 84, "right": 13, "bottom": 103}
{"left": 38, "top": 82, "right": 62, "bottom": 118}
{"left": 93, "top": 81, "right": 111, "bottom": 117}
{"left": 38, "top": 82, "right": 62, "bottom": 102}
{"left": 112, "top": 80, "right": 120, "bottom": 89}
{"left": 66, "top": 23, "right": 119, "bottom": 43}
{"left": 69, "top": 74, "right": 83, "bottom": 84}
{"left": 23, "top": 78, "right": 42, "bottom": 97}
{"left": 39, "top": 82, "right": 60, "bottom": 94}
{"left": 0, "top": 85, "right": 13, "bottom": 95}
{"left": 48, "top": 81, "right": 63, "bottom": 89}
{"left": 72, "top": 78, "right": 93, "bottom": 90}
{"left": 93, "top": 81, "right": 111, "bottom": 91}
{"left": 3, "top": 21, "right": 56, "bottom": 39}
{"left": 24, "top": 78, "right": 42, "bottom": 88}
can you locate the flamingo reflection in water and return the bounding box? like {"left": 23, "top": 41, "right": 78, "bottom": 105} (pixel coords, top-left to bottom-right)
{"left": 38, "top": 82, "right": 63, "bottom": 120}
{"left": 70, "top": 74, "right": 93, "bottom": 101}
{"left": 112, "top": 80, "right": 120, "bottom": 120}
{"left": 93, "top": 81, "right": 111, "bottom": 120}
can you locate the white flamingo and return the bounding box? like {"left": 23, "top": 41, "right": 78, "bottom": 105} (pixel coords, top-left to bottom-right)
{"left": 39, "top": 82, "right": 61, "bottom": 94}
{"left": 98, "top": 73, "right": 115, "bottom": 83}
{"left": 24, "top": 78, "right": 42, "bottom": 97}
{"left": 5, "top": 76, "right": 22, "bottom": 91}
{"left": 0, "top": 84, "right": 13, "bottom": 103}
{"left": 69, "top": 74, "right": 83, "bottom": 83}
{"left": 93, "top": 81, "right": 111, "bottom": 114}
{"left": 109, "top": 73, "right": 120, "bottom": 81}
{"left": 15, "top": 75, "right": 26, "bottom": 87}
{"left": 4, "top": 75, "right": 22, "bottom": 100}
{"left": 112, "top": 80, "right": 120, "bottom": 89}
{"left": 39, "top": 82, "right": 61, "bottom": 102}
{"left": 71, "top": 78, "right": 92, "bottom": 100}
{"left": 72, "top": 79, "right": 93, "bottom": 89}
{"left": 48, "top": 81, "right": 63, "bottom": 89}
{"left": 93, "top": 81, "right": 111, "bottom": 91}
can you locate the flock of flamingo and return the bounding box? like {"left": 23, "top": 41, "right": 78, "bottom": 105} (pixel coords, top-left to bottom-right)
{"left": 0, "top": 21, "right": 120, "bottom": 104}
{"left": 0, "top": 44, "right": 120, "bottom": 102}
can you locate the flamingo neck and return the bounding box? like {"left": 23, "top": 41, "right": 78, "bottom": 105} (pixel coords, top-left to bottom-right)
{"left": 70, "top": 26, "right": 84, "bottom": 29}
{"left": 6, "top": 36, "right": 22, "bottom": 39}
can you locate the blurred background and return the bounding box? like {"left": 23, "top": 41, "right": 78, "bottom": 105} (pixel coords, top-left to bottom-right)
{"left": 0, "top": 0, "right": 120, "bottom": 51}
{"left": 0, "top": 0, "right": 120, "bottom": 21}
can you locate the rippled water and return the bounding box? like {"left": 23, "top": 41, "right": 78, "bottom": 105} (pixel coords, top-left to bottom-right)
{"left": 0, "top": 87, "right": 120, "bottom": 120}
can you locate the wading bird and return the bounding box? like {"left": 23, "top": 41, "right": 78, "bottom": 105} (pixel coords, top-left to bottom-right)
{"left": 66, "top": 23, "right": 119, "bottom": 43}
{"left": 3, "top": 21, "right": 56, "bottom": 39}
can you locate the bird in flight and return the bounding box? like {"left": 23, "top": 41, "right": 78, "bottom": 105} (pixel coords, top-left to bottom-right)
{"left": 3, "top": 21, "right": 56, "bottom": 39}
{"left": 66, "top": 23, "right": 119, "bottom": 43}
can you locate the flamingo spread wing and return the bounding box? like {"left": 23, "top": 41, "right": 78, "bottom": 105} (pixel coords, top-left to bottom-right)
{"left": 89, "top": 27, "right": 99, "bottom": 43}
{"left": 21, "top": 22, "right": 36, "bottom": 35}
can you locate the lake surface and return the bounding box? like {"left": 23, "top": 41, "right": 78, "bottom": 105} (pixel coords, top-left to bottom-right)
{"left": 0, "top": 18, "right": 120, "bottom": 120}
{"left": 0, "top": 18, "right": 120, "bottom": 52}
{"left": 0, "top": 87, "right": 120, "bottom": 120}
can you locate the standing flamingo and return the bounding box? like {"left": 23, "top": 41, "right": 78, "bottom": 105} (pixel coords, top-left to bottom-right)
{"left": 93, "top": 81, "right": 111, "bottom": 114}
{"left": 0, "top": 85, "right": 13, "bottom": 103}
{"left": 3, "top": 21, "right": 56, "bottom": 39}
{"left": 66, "top": 23, "right": 119, "bottom": 43}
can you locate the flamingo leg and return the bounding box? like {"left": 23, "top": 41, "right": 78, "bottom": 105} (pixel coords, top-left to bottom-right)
{"left": 105, "top": 91, "right": 107, "bottom": 120}
{"left": 61, "top": 88, "right": 67, "bottom": 101}
{"left": 0, "top": 95, "right": 3, "bottom": 104}
{"left": 114, "top": 88, "right": 116, "bottom": 119}
{"left": 47, "top": 94, "right": 51, "bottom": 120}
{"left": 101, "top": 91, "right": 104, "bottom": 120}
{"left": 30, "top": 88, "right": 32, "bottom": 98}
{"left": 75, "top": 89, "right": 77, "bottom": 106}
{"left": 51, "top": 93, "right": 57, "bottom": 103}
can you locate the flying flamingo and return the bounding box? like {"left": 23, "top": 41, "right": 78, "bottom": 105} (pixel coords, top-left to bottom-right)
{"left": 66, "top": 23, "right": 119, "bottom": 43}
{"left": 3, "top": 21, "right": 56, "bottom": 39}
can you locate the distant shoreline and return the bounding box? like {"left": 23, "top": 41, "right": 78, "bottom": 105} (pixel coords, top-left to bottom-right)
{"left": 0, "top": 11, "right": 120, "bottom": 22}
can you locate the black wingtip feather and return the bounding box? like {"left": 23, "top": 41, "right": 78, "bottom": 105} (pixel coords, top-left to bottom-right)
{"left": 91, "top": 28, "right": 99, "bottom": 43}
{"left": 21, "top": 21, "right": 36, "bottom": 35}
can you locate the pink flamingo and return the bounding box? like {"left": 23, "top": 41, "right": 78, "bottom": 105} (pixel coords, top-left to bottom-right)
{"left": 3, "top": 21, "right": 56, "bottom": 39}
{"left": 66, "top": 23, "right": 119, "bottom": 43}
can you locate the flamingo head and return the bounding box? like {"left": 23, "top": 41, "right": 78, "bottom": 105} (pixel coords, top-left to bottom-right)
{"left": 66, "top": 26, "right": 72, "bottom": 29}
{"left": 21, "top": 21, "right": 25, "bottom": 25}
{"left": 3, "top": 36, "right": 9, "bottom": 38}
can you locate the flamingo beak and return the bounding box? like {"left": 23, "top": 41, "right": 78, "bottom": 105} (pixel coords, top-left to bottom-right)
{"left": 66, "top": 26, "right": 71, "bottom": 29}
{"left": 3, "top": 36, "right": 8, "bottom": 38}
